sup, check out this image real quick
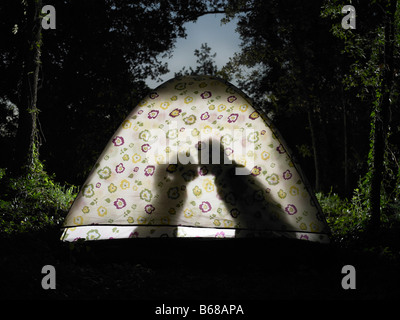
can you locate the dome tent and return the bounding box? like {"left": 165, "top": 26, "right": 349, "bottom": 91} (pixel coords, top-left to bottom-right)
{"left": 61, "top": 75, "right": 330, "bottom": 242}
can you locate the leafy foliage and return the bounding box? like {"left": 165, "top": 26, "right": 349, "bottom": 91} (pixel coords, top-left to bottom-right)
{"left": 0, "top": 154, "right": 77, "bottom": 235}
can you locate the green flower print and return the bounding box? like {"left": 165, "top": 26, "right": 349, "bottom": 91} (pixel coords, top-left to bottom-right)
{"left": 86, "top": 229, "right": 101, "bottom": 240}
{"left": 266, "top": 173, "right": 280, "bottom": 186}
{"left": 183, "top": 114, "right": 197, "bottom": 125}
{"left": 97, "top": 166, "right": 112, "bottom": 180}
{"left": 247, "top": 131, "right": 259, "bottom": 143}
{"left": 278, "top": 189, "right": 287, "bottom": 199}
{"left": 82, "top": 184, "right": 94, "bottom": 198}
{"left": 140, "top": 189, "right": 153, "bottom": 202}
{"left": 166, "top": 129, "right": 178, "bottom": 140}
{"left": 167, "top": 187, "right": 180, "bottom": 200}
{"left": 139, "top": 129, "right": 151, "bottom": 142}
{"left": 175, "top": 82, "right": 186, "bottom": 90}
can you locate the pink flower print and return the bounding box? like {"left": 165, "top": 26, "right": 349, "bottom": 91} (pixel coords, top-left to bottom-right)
{"left": 215, "top": 231, "right": 225, "bottom": 238}
{"left": 96, "top": 182, "right": 101, "bottom": 188}
{"left": 144, "top": 165, "right": 155, "bottom": 176}
{"left": 285, "top": 204, "right": 297, "bottom": 215}
{"left": 199, "top": 166, "right": 208, "bottom": 176}
{"left": 169, "top": 108, "right": 182, "bottom": 117}
{"left": 149, "top": 92, "right": 159, "bottom": 99}
{"left": 115, "top": 163, "right": 125, "bottom": 174}
{"left": 300, "top": 234, "right": 309, "bottom": 240}
{"left": 114, "top": 198, "right": 126, "bottom": 209}
{"left": 200, "top": 91, "right": 212, "bottom": 99}
{"left": 129, "top": 231, "right": 139, "bottom": 238}
{"left": 227, "top": 95, "right": 237, "bottom": 103}
{"left": 250, "top": 166, "right": 262, "bottom": 176}
{"left": 283, "top": 169, "right": 292, "bottom": 180}
{"left": 276, "top": 144, "right": 286, "bottom": 154}
{"left": 141, "top": 144, "right": 151, "bottom": 153}
{"left": 112, "top": 136, "right": 124, "bottom": 146}
{"left": 147, "top": 110, "right": 159, "bottom": 119}
{"left": 200, "top": 112, "right": 210, "bottom": 120}
{"left": 225, "top": 148, "right": 233, "bottom": 156}
{"left": 145, "top": 204, "right": 155, "bottom": 214}
{"left": 199, "top": 201, "right": 212, "bottom": 213}
{"left": 227, "top": 113, "right": 238, "bottom": 123}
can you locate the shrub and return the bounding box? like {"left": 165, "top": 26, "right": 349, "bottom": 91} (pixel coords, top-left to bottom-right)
{"left": 0, "top": 160, "right": 78, "bottom": 235}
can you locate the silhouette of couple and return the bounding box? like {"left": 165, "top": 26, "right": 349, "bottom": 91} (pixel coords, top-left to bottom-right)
{"left": 149, "top": 138, "right": 287, "bottom": 236}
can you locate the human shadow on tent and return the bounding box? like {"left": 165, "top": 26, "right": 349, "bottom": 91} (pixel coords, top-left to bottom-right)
{"left": 149, "top": 138, "right": 292, "bottom": 237}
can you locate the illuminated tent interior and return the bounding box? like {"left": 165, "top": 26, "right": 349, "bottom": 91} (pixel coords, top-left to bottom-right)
{"left": 61, "top": 75, "right": 330, "bottom": 242}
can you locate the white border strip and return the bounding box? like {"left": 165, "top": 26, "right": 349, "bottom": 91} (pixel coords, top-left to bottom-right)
{"left": 61, "top": 225, "right": 329, "bottom": 243}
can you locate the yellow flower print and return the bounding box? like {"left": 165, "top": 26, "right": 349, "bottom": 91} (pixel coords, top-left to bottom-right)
{"left": 138, "top": 99, "right": 147, "bottom": 107}
{"left": 160, "top": 101, "right": 170, "bottom": 109}
{"left": 161, "top": 217, "right": 170, "bottom": 224}
{"left": 127, "top": 217, "right": 134, "bottom": 223}
{"left": 300, "top": 223, "right": 307, "bottom": 230}
{"left": 223, "top": 220, "right": 234, "bottom": 228}
{"left": 184, "top": 209, "right": 194, "bottom": 218}
{"left": 191, "top": 128, "right": 200, "bottom": 136}
{"left": 289, "top": 186, "right": 299, "bottom": 196}
{"left": 122, "top": 120, "right": 131, "bottom": 129}
{"left": 309, "top": 222, "right": 319, "bottom": 232}
{"left": 156, "top": 154, "right": 165, "bottom": 164}
{"left": 213, "top": 219, "right": 221, "bottom": 226}
{"left": 122, "top": 154, "right": 129, "bottom": 161}
{"left": 132, "top": 185, "right": 138, "bottom": 191}
{"left": 82, "top": 206, "right": 90, "bottom": 214}
{"left": 97, "top": 206, "right": 107, "bottom": 217}
{"left": 120, "top": 180, "right": 130, "bottom": 190}
{"left": 217, "top": 104, "right": 226, "bottom": 112}
{"left": 170, "top": 96, "right": 177, "bottom": 101}
{"left": 168, "top": 208, "right": 176, "bottom": 215}
{"left": 193, "top": 186, "right": 202, "bottom": 197}
{"left": 237, "top": 157, "right": 247, "bottom": 167}
{"left": 74, "top": 216, "right": 83, "bottom": 225}
{"left": 184, "top": 96, "right": 193, "bottom": 104}
{"left": 203, "top": 125, "right": 212, "bottom": 134}
{"left": 239, "top": 104, "right": 248, "bottom": 112}
{"left": 132, "top": 153, "right": 141, "bottom": 163}
{"left": 133, "top": 125, "right": 139, "bottom": 131}
{"left": 137, "top": 216, "right": 147, "bottom": 224}
{"left": 208, "top": 104, "right": 215, "bottom": 110}
{"left": 249, "top": 111, "right": 260, "bottom": 120}
{"left": 202, "top": 179, "right": 215, "bottom": 192}
{"left": 261, "top": 151, "right": 270, "bottom": 160}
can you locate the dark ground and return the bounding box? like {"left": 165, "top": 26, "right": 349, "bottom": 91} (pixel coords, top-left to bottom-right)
{"left": 0, "top": 227, "right": 399, "bottom": 303}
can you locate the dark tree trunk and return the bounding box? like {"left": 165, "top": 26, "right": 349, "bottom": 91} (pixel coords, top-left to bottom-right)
{"left": 11, "top": 0, "right": 43, "bottom": 176}
{"left": 369, "top": 0, "right": 396, "bottom": 230}
{"left": 308, "top": 110, "right": 321, "bottom": 192}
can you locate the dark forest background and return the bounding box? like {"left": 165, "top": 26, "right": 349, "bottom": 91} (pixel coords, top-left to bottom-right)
{"left": 0, "top": 0, "right": 400, "bottom": 300}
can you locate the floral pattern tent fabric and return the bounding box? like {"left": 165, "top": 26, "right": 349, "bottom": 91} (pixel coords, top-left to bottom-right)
{"left": 61, "top": 76, "right": 330, "bottom": 242}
